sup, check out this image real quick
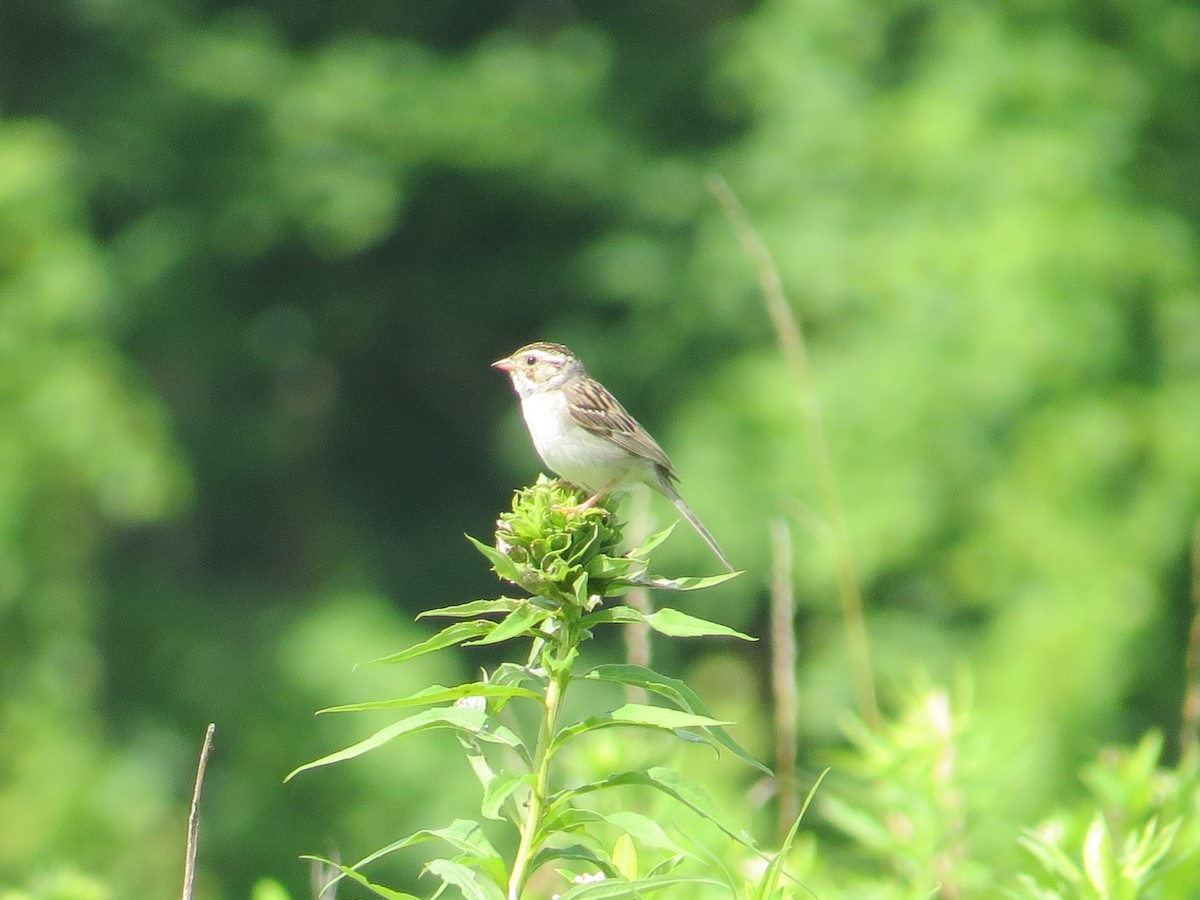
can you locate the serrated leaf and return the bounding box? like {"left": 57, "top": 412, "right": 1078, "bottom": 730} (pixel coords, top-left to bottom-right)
{"left": 468, "top": 603, "right": 546, "bottom": 646}
{"left": 551, "top": 767, "right": 757, "bottom": 851}
{"left": 425, "top": 859, "right": 506, "bottom": 900}
{"left": 582, "top": 664, "right": 770, "bottom": 775}
{"left": 370, "top": 620, "right": 494, "bottom": 664}
{"left": 286, "top": 706, "right": 526, "bottom": 781}
{"left": 419, "top": 598, "right": 523, "bottom": 619}
{"left": 318, "top": 682, "right": 540, "bottom": 714}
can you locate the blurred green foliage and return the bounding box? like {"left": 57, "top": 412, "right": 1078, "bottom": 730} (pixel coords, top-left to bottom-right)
{"left": 2, "top": 0, "right": 1199, "bottom": 897}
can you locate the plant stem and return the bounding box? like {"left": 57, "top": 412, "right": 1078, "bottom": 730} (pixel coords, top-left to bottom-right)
{"left": 507, "top": 629, "right": 573, "bottom": 899}
{"left": 1180, "top": 519, "right": 1200, "bottom": 757}
{"left": 770, "top": 518, "right": 798, "bottom": 842}
{"left": 708, "top": 173, "right": 880, "bottom": 729}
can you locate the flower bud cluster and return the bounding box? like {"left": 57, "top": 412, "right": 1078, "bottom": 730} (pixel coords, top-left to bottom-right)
{"left": 493, "top": 475, "right": 630, "bottom": 607}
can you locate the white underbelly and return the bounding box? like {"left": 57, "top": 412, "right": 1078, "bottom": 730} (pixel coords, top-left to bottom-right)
{"left": 521, "top": 390, "right": 644, "bottom": 492}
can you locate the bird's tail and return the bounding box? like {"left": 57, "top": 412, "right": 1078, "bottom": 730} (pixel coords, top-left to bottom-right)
{"left": 658, "top": 479, "right": 735, "bottom": 573}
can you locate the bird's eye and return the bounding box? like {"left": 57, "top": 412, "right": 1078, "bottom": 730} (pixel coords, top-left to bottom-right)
{"left": 525, "top": 354, "right": 537, "bottom": 365}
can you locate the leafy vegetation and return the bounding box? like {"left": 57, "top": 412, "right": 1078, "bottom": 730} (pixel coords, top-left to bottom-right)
{"left": 289, "top": 477, "right": 759, "bottom": 899}
{"left": 2, "top": 1, "right": 1199, "bottom": 898}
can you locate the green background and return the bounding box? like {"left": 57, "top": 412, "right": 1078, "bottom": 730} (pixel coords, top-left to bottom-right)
{"left": 3, "top": 0, "right": 1199, "bottom": 896}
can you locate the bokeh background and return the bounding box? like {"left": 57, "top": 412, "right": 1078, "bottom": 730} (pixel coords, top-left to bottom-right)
{"left": 3, "top": 0, "right": 1200, "bottom": 897}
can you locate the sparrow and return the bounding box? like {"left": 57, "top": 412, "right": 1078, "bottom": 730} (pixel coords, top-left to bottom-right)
{"left": 493, "top": 342, "right": 733, "bottom": 572}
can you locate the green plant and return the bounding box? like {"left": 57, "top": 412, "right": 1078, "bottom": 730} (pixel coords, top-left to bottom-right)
{"left": 1014, "top": 732, "right": 1198, "bottom": 899}
{"left": 287, "top": 476, "right": 779, "bottom": 899}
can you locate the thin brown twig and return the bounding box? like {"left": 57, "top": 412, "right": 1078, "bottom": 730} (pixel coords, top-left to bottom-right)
{"left": 182, "top": 723, "right": 216, "bottom": 900}
{"left": 707, "top": 173, "right": 879, "bottom": 728}
{"left": 1180, "top": 521, "right": 1200, "bottom": 758}
{"left": 770, "top": 517, "right": 799, "bottom": 842}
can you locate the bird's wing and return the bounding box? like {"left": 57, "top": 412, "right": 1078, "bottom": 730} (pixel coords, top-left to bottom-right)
{"left": 565, "top": 376, "right": 677, "bottom": 478}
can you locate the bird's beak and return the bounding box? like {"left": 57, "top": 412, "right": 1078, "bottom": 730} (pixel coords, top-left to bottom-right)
{"left": 492, "top": 356, "right": 516, "bottom": 372}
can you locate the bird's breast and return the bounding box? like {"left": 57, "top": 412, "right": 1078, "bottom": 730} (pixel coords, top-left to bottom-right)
{"left": 519, "top": 390, "right": 641, "bottom": 492}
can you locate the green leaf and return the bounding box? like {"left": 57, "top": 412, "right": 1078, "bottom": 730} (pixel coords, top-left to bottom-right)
{"left": 581, "top": 606, "right": 754, "bottom": 641}
{"left": 645, "top": 856, "right": 687, "bottom": 879}
{"left": 612, "top": 833, "right": 638, "bottom": 881}
{"left": 559, "top": 875, "right": 726, "bottom": 899}
{"left": 582, "top": 664, "right": 770, "bottom": 775}
{"left": 286, "top": 706, "right": 526, "bottom": 781}
{"left": 643, "top": 608, "right": 754, "bottom": 639}
{"left": 324, "top": 819, "right": 506, "bottom": 890}
{"left": 625, "top": 571, "right": 743, "bottom": 591}
{"left": 530, "top": 843, "right": 614, "bottom": 878}
{"left": 301, "top": 857, "right": 419, "bottom": 900}
{"left": 468, "top": 603, "right": 547, "bottom": 646}
{"left": 550, "top": 767, "right": 757, "bottom": 851}
{"left": 1082, "top": 815, "right": 1113, "bottom": 894}
{"left": 758, "top": 768, "right": 827, "bottom": 896}
{"left": 370, "top": 620, "right": 494, "bottom": 664}
{"left": 488, "top": 663, "right": 547, "bottom": 714}
{"left": 629, "top": 523, "right": 677, "bottom": 559}
{"left": 572, "top": 569, "right": 591, "bottom": 607}
{"left": 549, "top": 704, "right": 730, "bottom": 756}
{"left": 611, "top": 703, "right": 731, "bottom": 728}
{"left": 536, "top": 807, "right": 608, "bottom": 844}
{"left": 318, "top": 682, "right": 540, "bottom": 714}
{"left": 481, "top": 772, "right": 534, "bottom": 821}
{"left": 425, "top": 859, "right": 506, "bottom": 900}
{"left": 601, "top": 811, "right": 694, "bottom": 860}
{"left": 1125, "top": 817, "right": 1181, "bottom": 881}
{"left": 337, "top": 820, "right": 507, "bottom": 889}
{"left": 820, "top": 794, "right": 894, "bottom": 851}
{"left": 419, "top": 598, "right": 523, "bottom": 619}
{"left": 424, "top": 821, "right": 508, "bottom": 888}
{"left": 465, "top": 534, "right": 523, "bottom": 584}
{"left": 457, "top": 731, "right": 503, "bottom": 812}
{"left": 1019, "top": 828, "right": 1083, "bottom": 884}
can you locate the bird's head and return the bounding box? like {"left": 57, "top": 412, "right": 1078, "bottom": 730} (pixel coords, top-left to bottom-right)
{"left": 492, "top": 342, "right": 584, "bottom": 398}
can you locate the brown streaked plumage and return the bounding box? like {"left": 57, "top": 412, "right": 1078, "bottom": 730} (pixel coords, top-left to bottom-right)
{"left": 493, "top": 342, "right": 733, "bottom": 572}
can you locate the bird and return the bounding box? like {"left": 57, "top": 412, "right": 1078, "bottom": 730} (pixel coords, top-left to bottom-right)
{"left": 492, "top": 341, "right": 733, "bottom": 573}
